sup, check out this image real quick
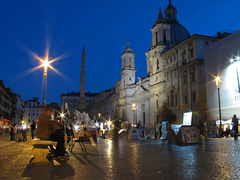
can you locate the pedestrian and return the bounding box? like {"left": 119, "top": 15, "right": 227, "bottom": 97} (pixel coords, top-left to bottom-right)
{"left": 30, "top": 121, "right": 36, "bottom": 139}
{"left": 136, "top": 121, "right": 142, "bottom": 129}
{"left": 232, "top": 114, "right": 239, "bottom": 139}
{"left": 10, "top": 124, "right": 16, "bottom": 141}
{"left": 159, "top": 123, "right": 162, "bottom": 139}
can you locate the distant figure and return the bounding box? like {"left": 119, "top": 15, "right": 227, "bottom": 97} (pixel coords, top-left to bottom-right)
{"left": 225, "top": 127, "right": 230, "bottom": 138}
{"left": 232, "top": 114, "right": 239, "bottom": 139}
{"left": 136, "top": 121, "right": 142, "bottom": 129}
{"left": 30, "top": 121, "right": 36, "bottom": 139}
{"left": 10, "top": 124, "right": 16, "bottom": 141}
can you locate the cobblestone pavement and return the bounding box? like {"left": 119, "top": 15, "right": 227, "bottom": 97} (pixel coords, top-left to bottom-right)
{"left": 0, "top": 133, "right": 240, "bottom": 180}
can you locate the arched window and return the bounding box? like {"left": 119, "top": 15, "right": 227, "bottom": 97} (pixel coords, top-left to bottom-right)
{"left": 171, "top": 90, "right": 174, "bottom": 107}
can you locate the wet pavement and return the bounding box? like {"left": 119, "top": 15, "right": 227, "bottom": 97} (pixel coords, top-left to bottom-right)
{"left": 0, "top": 133, "right": 240, "bottom": 180}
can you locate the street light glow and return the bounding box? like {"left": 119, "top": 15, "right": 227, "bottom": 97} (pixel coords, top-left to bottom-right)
{"left": 60, "top": 113, "right": 65, "bottom": 118}
{"left": 132, "top": 102, "right": 137, "bottom": 111}
{"left": 215, "top": 76, "right": 221, "bottom": 88}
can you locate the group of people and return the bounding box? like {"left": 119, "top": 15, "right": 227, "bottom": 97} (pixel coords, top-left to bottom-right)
{"left": 10, "top": 124, "right": 28, "bottom": 142}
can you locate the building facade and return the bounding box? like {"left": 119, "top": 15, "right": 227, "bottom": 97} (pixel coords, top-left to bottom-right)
{"left": 0, "top": 80, "right": 17, "bottom": 125}
{"left": 23, "top": 97, "right": 43, "bottom": 128}
{"left": 89, "top": 0, "right": 226, "bottom": 127}
{"left": 15, "top": 95, "right": 25, "bottom": 126}
{"left": 204, "top": 30, "right": 240, "bottom": 123}
{"left": 61, "top": 91, "right": 97, "bottom": 118}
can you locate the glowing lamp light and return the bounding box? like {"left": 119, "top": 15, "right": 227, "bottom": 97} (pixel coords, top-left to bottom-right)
{"left": 98, "top": 113, "right": 101, "bottom": 118}
{"left": 107, "top": 121, "right": 111, "bottom": 128}
{"left": 60, "top": 113, "right": 64, "bottom": 118}
{"left": 43, "top": 58, "right": 50, "bottom": 68}
{"left": 215, "top": 77, "right": 221, "bottom": 88}
{"left": 236, "top": 56, "right": 240, "bottom": 61}
{"left": 132, "top": 102, "right": 137, "bottom": 111}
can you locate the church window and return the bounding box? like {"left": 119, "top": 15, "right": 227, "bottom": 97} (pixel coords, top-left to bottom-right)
{"left": 183, "top": 71, "right": 188, "bottom": 85}
{"left": 143, "top": 112, "right": 145, "bottom": 125}
{"left": 156, "top": 59, "right": 159, "bottom": 70}
{"left": 182, "top": 51, "right": 186, "bottom": 64}
{"left": 164, "top": 29, "right": 167, "bottom": 43}
{"left": 190, "top": 48, "right": 194, "bottom": 58}
{"left": 156, "top": 100, "right": 158, "bottom": 109}
{"left": 171, "top": 90, "right": 174, "bottom": 107}
{"left": 184, "top": 93, "right": 188, "bottom": 105}
{"left": 167, "top": 96, "right": 169, "bottom": 107}
{"left": 192, "top": 91, "right": 196, "bottom": 104}
{"left": 155, "top": 31, "right": 158, "bottom": 44}
{"left": 129, "top": 77, "right": 131, "bottom": 81}
{"left": 190, "top": 67, "right": 195, "bottom": 82}
{"left": 156, "top": 115, "right": 159, "bottom": 124}
{"left": 129, "top": 57, "right": 132, "bottom": 67}
{"left": 175, "top": 93, "right": 178, "bottom": 106}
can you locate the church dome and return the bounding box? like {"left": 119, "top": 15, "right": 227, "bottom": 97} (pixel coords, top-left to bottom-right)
{"left": 169, "top": 22, "right": 190, "bottom": 45}
{"left": 153, "top": 0, "right": 190, "bottom": 46}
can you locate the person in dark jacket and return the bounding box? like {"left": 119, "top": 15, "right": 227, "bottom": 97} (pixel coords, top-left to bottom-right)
{"left": 232, "top": 114, "right": 239, "bottom": 139}
{"left": 30, "top": 121, "right": 36, "bottom": 139}
{"left": 51, "top": 122, "right": 65, "bottom": 158}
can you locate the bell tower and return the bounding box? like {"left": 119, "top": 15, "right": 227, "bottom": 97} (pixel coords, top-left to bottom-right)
{"left": 121, "top": 41, "right": 136, "bottom": 88}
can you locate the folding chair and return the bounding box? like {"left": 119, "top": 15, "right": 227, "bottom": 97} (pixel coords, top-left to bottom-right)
{"left": 69, "top": 129, "right": 86, "bottom": 152}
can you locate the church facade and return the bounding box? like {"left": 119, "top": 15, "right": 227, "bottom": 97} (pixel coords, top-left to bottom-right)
{"left": 89, "top": 1, "right": 221, "bottom": 127}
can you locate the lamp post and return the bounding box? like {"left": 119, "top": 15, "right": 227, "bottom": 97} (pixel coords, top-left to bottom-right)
{"left": 215, "top": 76, "right": 222, "bottom": 135}
{"left": 132, "top": 102, "right": 137, "bottom": 125}
{"left": 42, "top": 58, "right": 50, "bottom": 112}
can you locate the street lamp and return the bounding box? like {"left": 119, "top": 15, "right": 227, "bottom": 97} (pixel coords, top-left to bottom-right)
{"left": 215, "top": 76, "right": 222, "bottom": 135}
{"left": 42, "top": 58, "right": 50, "bottom": 111}
{"left": 132, "top": 102, "right": 137, "bottom": 125}
{"left": 60, "top": 113, "right": 65, "bottom": 122}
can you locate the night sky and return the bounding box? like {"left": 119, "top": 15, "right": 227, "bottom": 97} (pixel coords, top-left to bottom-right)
{"left": 0, "top": 0, "right": 240, "bottom": 105}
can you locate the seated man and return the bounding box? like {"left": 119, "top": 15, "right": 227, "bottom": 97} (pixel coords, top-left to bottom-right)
{"left": 50, "top": 122, "right": 65, "bottom": 158}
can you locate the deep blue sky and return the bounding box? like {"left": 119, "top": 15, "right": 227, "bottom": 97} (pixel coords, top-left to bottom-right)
{"left": 0, "top": 0, "right": 240, "bottom": 105}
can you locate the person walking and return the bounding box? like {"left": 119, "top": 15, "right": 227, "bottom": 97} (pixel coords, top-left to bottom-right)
{"left": 10, "top": 124, "right": 16, "bottom": 141}
{"left": 30, "top": 121, "right": 36, "bottom": 139}
{"left": 232, "top": 114, "right": 239, "bottom": 140}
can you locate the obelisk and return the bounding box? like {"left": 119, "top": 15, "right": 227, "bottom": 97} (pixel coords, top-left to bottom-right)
{"left": 79, "top": 46, "right": 86, "bottom": 112}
